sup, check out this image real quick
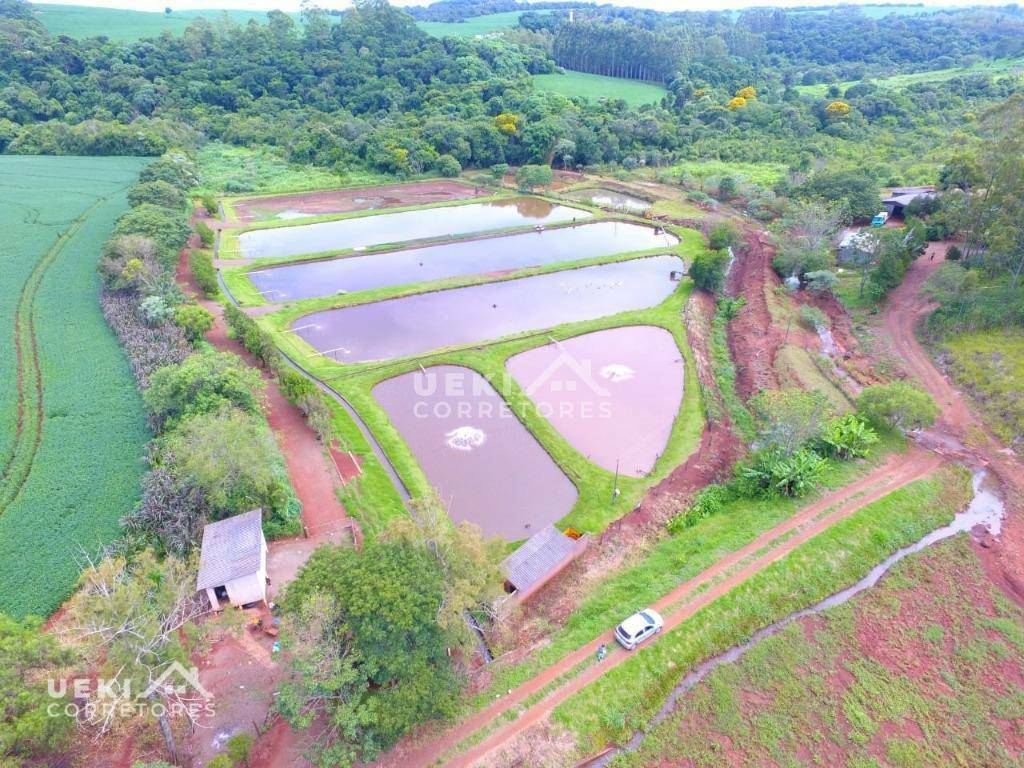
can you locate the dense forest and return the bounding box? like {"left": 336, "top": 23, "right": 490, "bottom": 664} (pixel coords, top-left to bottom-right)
{"left": 1, "top": 0, "right": 1022, "bottom": 183}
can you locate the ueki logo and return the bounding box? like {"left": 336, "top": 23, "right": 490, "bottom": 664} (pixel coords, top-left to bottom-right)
{"left": 48, "top": 661, "right": 214, "bottom": 722}
{"left": 524, "top": 347, "right": 621, "bottom": 420}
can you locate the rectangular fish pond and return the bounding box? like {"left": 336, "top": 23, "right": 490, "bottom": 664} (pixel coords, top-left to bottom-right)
{"left": 563, "top": 187, "right": 652, "bottom": 214}
{"left": 231, "top": 180, "right": 485, "bottom": 222}
{"left": 506, "top": 326, "right": 684, "bottom": 477}
{"left": 291, "top": 254, "right": 685, "bottom": 363}
{"left": 237, "top": 197, "right": 591, "bottom": 259}
{"left": 373, "top": 365, "right": 578, "bottom": 540}
{"left": 249, "top": 220, "right": 679, "bottom": 301}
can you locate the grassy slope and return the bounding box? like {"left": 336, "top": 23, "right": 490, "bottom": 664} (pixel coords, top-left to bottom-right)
{"left": 614, "top": 534, "right": 1022, "bottom": 767}
{"left": 554, "top": 465, "right": 973, "bottom": 754}
{"left": 796, "top": 55, "right": 1024, "bottom": 98}
{"left": 417, "top": 11, "right": 526, "bottom": 38}
{"left": 0, "top": 156, "right": 149, "bottom": 618}
{"left": 467, "top": 431, "right": 906, "bottom": 708}
{"left": 32, "top": 3, "right": 297, "bottom": 42}
{"left": 533, "top": 71, "right": 667, "bottom": 109}
{"left": 940, "top": 327, "right": 1024, "bottom": 449}
{"left": 196, "top": 143, "right": 387, "bottom": 198}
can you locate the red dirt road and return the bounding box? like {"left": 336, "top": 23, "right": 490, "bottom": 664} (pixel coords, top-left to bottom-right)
{"left": 882, "top": 245, "right": 1024, "bottom": 601}
{"left": 176, "top": 247, "right": 356, "bottom": 538}
{"left": 727, "top": 228, "right": 783, "bottom": 398}
{"left": 375, "top": 448, "right": 941, "bottom": 768}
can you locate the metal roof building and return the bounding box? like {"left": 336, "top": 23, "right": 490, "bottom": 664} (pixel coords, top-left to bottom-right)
{"left": 196, "top": 509, "right": 268, "bottom": 610}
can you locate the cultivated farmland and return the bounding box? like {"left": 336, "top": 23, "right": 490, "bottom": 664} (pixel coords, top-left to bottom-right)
{"left": 0, "top": 156, "right": 149, "bottom": 618}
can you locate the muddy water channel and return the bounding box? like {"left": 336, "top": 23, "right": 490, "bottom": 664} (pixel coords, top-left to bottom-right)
{"left": 237, "top": 197, "right": 590, "bottom": 259}
{"left": 506, "top": 326, "right": 684, "bottom": 476}
{"left": 249, "top": 221, "right": 678, "bottom": 301}
{"left": 293, "top": 255, "right": 684, "bottom": 363}
{"left": 563, "top": 188, "right": 652, "bottom": 214}
{"left": 373, "top": 365, "right": 578, "bottom": 540}
{"left": 587, "top": 470, "right": 1005, "bottom": 767}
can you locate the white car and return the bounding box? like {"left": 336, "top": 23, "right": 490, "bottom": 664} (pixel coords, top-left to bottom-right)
{"left": 614, "top": 608, "right": 664, "bottom": 650}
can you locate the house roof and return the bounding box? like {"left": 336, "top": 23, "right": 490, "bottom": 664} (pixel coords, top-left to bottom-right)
{"left": 503, "top": 525, "right": 575, "bottom": 593}
{"left": 839, "top": 231, "right": 877, "bottom": 251}
{"left": 196, "top": 509, "right": 265, "bottom": 590}
{"left": 883, "top": 188, "right": 936, "bottom": 208}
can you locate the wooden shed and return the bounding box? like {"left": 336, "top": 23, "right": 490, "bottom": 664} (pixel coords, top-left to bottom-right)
{"left": 502, "top": 525, "right": 588, "bottom": 603}
{"left": 196, "top": 509, "right": 268, "bottom": 611}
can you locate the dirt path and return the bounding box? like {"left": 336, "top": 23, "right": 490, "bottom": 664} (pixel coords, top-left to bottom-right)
{"left": 727, "top": 227, "right": 783, "bottom": 399}
{"left": 176, "top": 246, "right": 356, "bottom": 540}
{"left": 375, "top": 448, "right": 940, "bottom": 768}
{"left": 882, "top": 245, "right": 1024, "bottom": 600}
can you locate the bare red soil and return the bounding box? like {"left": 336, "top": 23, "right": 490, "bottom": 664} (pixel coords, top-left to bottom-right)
{"left": 881, "top": 245, "right": 1024, "bottom": 603}
{"left": 727, "top": 228, "right": 783, "bottom": 398}
{"left": 231, "top": 180, "right": 487, "bottom": 222}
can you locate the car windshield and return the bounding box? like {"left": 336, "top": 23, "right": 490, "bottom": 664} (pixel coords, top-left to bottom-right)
{"left": 640, "top": 611, "right": 654, "bottom": 624}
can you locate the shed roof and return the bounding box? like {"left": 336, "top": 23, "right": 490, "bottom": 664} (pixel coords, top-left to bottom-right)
{"left": 503, "top": 525, "right": 575, "bottom": 593}
{"left": 196, "top": 509, "right": 265, "bottom": 590}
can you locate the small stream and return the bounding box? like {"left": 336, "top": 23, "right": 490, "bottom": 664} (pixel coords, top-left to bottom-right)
{"left": 586, "top": 470, "right": 1004, "bottom": 767}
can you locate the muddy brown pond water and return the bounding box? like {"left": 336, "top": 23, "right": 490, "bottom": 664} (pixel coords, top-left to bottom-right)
{"left": 506, "top": 326, "right": 684, "bottom": 477}
{"left": 237, "top": 197, "right": 590, "bottom": 259}
{"left": 248, "top": 221, "right": 678, "bottom": 300}
{"left": 292, "top": 255, "right": 685, "bottom": 363}
{"left": 563, "top": 187, "right": 652, "bottom": 214}
{"left": 373, "top": 365, "right": 578, "bottom": 540}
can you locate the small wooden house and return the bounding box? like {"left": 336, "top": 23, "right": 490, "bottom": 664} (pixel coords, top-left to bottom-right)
{"left": 196, "top": 509, "right": 268, "bottom": 610}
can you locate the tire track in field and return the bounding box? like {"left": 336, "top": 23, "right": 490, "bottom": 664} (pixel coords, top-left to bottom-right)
{"left": 368, "top": 449, "right": 940, "bottom": 768}
{"left": 0, "top": 198, "right": 108, "bottom": 514}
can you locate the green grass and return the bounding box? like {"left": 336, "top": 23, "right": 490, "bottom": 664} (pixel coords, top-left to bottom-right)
{"left": 464, "top": 430, "right": 907, "bottom": 710}
{"left": 940, "top": 327, "right": 1024, "bottom": 449}
{"left": 553, "top": 464, "right": 973, "bottom": 754}
{"left": 0, "top": 156, "right": 150, "bottom": 618}
{"left": 195, "top": 143, "right": 387, "bottom": 198}
{"left": 417, "top": 11, "right": 530, "bottom": 38}
{"left": 33, "top": 4, "right": 300, "bottom": 42}
{"left": 612, "top": 534, "right": 1023, "bottom": 767}
{"left": 668, "top": 160, "right": 789, "bottom": 188}
{"left": 533, "top": 71, "right": 668, "bottom": 108}
{"left": 795, "top": 55, "right": 1024, "bottom": 98}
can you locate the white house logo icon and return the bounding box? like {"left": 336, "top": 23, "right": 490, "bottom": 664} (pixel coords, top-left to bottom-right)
{"left": 523, "top": 348, "right": 610, "bottom": 398}
{"left": 141, "top": 661, "right": 212, "bottom": 700}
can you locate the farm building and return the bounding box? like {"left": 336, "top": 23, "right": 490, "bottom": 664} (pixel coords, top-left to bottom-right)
{"left": 196, "top": 509, "right": 268, "bottom": 610}
{"left": 502, "top": 525, "right": 588, "bottom": 602}
{"left": 838, "top": 230, "right": 879, "bottom": 264}
{"left": 883, "top": 186, "right": 935, "bottom": 218}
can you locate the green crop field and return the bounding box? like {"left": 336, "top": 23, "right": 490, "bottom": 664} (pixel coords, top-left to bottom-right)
{"left": 417, "top": 11, "right": 530, "bottom": 38}
{"left": 0, "top": 156, "right": 149, "bottom": 618}
{"left": 796, "top": 55, "right": 1024, "bottom": 98}
{"left": 33, "top": 3, "right": 298, "bottom": 42}
{"left": 534, "top": 71, "right": 668, "bottom": 108}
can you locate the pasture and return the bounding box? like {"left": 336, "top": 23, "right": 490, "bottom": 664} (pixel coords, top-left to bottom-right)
{"left": 534, "top": 71, "right": 668, "bottom": 108}
{"left": 0, "top": 156, "right": 149, "bottom": 618}
{"left": 33, "top": 3, "right": 296, "bottom": 42}
{"left": 417, "top": 11, "right": 529, "bottom": 37}
{"left": 796, "top": 55, "right": 1024, "bottom": 98}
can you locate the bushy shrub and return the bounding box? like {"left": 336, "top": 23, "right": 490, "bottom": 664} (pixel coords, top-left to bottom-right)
{"left": 128, "top": 180, "right": 185, "bottom": 210}
{"left": 819, "top": 413, "right": 878, "bottom": 459}
{"left": 799, "top": 304, "right": 828, "bottom": 330}
{"left": 740, "top": 447, "right": 828, "bottom": 498}
{"left": 200, "top": 194, "right": 219, "bottom": 216}
{"left": 100, "top": 292, "right": 191, "bottom": 387}
{"left": 144, "top": 351, "right": 265, "bottom": 431}
{"left": 189, "top": 249, "right": 219, "bottom": 297}
{"left": 123, "top": 467, "right": 210, "bottom": 557}
{"left": 140, "top": 295, "right": 175, "bottom": 326}
{"left": 114, "top": 203, "right": 191, "bottom": 268}
{"left": 435, "top": 154, "right": 461, "bottom": 177}
{"left": 174, "top": 303, "right": 215, "bottom": 342}
{"left": 196, "top": 219, "right": 215, "bottom": 247}
{"left": 707, "top": 221, "right": 740, "bottom": 251}
{"left": 856, "top": 381, "right": 939, "bottom": 432}
{"left": 689, "top": 248, "right": 730, "bottom": 293}
{"left": 667, "top": 484, "right": 731, "bottom": 533}
{"left": 224, "top": 303, "right": 280, "bottom": 369}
